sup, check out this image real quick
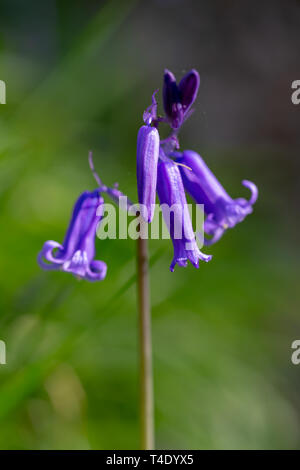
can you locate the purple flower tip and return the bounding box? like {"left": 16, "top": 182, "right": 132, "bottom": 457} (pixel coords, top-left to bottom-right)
{"left": 163, "top": 69, "right": 200, "bottom": 129}
{"left": 242, "top": 180, "right": 258, "bottom": 205}
{"left": 38, "top": 190, "right": 107, "bottom": 282}
{"left": 178, "top": 68, "right": 200, "bottom": 113}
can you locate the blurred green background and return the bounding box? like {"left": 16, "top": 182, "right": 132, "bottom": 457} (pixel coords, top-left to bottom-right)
{"left": 0, "top": 0, "right": 300, "bottom": 449}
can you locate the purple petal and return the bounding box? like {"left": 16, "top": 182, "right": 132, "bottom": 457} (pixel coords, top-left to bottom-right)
{"left": 157, "top": 159, "right": 212, "bottom": 271}
{"left": 170, "top": 102, "right": 184, "bottom": 129}
{"left": 163, "top": 69, "right": 183, "bottom": 128}
{"left": 136, "top": 125, "right": 160, "bottom": 222}
{"left": 170, "top": 255, "right": 188, "bottom": 272}
{"left": 62, "top": 250, "right": 89, "bottom": 278}
{"left": 178, "top": 69, "right": 200, "bottom": 113}
{"left": 177, "top": 150, "right": 232, "bottom": 213}
{"left": 163, "top": 69, "right": 178, "bottom": 117}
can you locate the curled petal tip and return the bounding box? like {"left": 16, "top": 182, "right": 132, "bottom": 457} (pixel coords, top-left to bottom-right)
{"left": 38, "top": 240, "right": 64, "bottom": 270}
{"left": 242, "top": 180, "right": 258, "bottom": 205}
{"left": 202, "top": 253, "right": 213, "bottom": 262}
{"left": 86, "top": 260, "right": 107, "bottom": 282}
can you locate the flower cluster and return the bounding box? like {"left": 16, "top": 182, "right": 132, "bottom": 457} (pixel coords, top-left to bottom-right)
{"left": 136, "top": 69, "right": 258, "bottom": 271}
{"left": 38, "top": 69, "right": 258, "bottom": 281}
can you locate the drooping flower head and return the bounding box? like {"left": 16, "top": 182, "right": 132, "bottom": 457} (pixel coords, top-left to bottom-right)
{"left": 157, "top": 158, "right": 212, "bottom": 271}
{"left": 38, "top": 190, "right": 107, "bottom": 281}
{"left": 176, "top": 150, "right": 258, "bottom": 244}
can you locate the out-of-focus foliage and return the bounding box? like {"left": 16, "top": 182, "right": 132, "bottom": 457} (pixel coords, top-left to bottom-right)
{"left": 0, "top": 0, "right": 299, "bottom": 449}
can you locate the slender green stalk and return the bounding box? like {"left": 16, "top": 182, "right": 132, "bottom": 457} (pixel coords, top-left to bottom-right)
{"left": 136, "top": 237, "right": 154, "bottom": 450}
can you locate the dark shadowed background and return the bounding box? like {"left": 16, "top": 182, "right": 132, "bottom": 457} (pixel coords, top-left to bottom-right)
{"left": 0, "top": 0, "right": 299, "bottom": 449}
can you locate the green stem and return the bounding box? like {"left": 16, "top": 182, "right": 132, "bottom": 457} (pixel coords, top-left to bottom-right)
{"left": 136, "top": 237, "right": 154, "bottom": 450}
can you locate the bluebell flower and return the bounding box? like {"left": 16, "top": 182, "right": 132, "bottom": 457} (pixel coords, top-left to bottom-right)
{"left": 176, "top": 150, "right": 258, "bottom": 245}
{"left": 157, "top": 158, "right": 212, "bottom": 271}
{"left": 38, "top": 190, "right": 107, "bottom": 281}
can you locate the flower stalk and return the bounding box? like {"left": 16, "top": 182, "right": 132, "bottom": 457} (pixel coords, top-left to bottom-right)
{"left": 136, "top": 236, "right": 154, "bottom": 450}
